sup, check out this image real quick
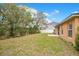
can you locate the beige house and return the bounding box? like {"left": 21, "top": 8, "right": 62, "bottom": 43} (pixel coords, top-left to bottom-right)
{"left": 55, "top": 13, "right": 79, "bottom": 45}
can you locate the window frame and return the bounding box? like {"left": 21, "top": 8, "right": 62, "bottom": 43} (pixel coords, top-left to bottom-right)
{"left": 67, "top": 23, "right": 73, "bottom": 37}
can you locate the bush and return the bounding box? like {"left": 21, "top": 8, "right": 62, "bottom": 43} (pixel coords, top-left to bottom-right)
{"left": 74, "top": 27, "right": 79, "bottom": 51}
{"left": 74, "top": 45, "right": 79, "bottom": 51}
{"left": 28, "top": 25, "right": 40, "bottom": 34}
{"left": 14, "top": 27, "right": 27, "bottom": 37}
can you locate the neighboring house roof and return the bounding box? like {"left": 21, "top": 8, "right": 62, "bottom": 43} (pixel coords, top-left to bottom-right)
{"left": 40, "top": 21, "right": 57, "bottom": 30}
{"left": 55, "top": 13, "right": 79, "bottom": 27}
{"left": 40, "top": 22, "right": 57, "bottom": 33}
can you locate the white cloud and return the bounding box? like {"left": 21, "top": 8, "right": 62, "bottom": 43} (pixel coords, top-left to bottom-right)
{"left": 45, "top": 18, "right": 52, "bottom": 23}
{"left": 43, "top": 10, "right": 60, "bottom": 23}
{"left": 29, "top": 8, "right": 38, "bottom": 14}
{"left": 52, "top": 18, "right": 56, "bottom": 20}
{"left": 54, "top": 9, "right": 60, "bottom": 13}
{"left": 72, "top": 11, "right": 79, "bottom": 13}
{"left": 51, "top": 9, "right": 60, "bottom": 16}
{"left": 27, "top": 8, "right": 38, "bottom": 18}
{"left": 43, "top": 9, "right": 60, "bottom": 17}
{"left": 43, "top": 12, "right": 49, "bottom": 16}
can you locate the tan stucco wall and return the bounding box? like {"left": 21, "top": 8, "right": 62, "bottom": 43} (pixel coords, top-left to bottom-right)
{"left": 55, "top": 17, "right": 79, "bottom": 44}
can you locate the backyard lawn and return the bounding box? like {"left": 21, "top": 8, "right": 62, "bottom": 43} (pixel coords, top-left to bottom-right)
{"left": 0, "top": 34, "right": 79, "bottom": 56}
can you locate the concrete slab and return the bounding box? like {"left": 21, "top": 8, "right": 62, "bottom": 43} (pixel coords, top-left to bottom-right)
{"left": 48, "top": 34, "right": 59, "bottom": 37}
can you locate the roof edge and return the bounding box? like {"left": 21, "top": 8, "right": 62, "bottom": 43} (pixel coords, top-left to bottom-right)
{"left": 55, "top": 13, "right": 79, "bottom": 27}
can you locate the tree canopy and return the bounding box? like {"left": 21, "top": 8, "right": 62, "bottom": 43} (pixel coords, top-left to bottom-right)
{"left": 0, "top": 4, "right": 48, "bottom": 39}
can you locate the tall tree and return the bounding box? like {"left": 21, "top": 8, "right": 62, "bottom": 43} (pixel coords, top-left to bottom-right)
{"left": 32, "top": 11, "right": 48, "bottom": 30}
{"left": 0, "top": 4, "right": 32, "bottom": 37}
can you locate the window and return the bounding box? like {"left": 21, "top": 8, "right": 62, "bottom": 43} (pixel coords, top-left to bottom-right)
{"left": 68, "top": 23, "right": 72, "bottom": 37}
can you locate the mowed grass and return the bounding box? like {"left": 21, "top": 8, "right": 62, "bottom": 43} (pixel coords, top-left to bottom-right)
{"left": 0, "top": 34, "right": 79, "bottom": 56}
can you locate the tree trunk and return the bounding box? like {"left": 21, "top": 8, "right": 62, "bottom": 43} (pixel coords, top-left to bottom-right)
{"left": 9, "top": 22, "right": 14, "bottom": 37}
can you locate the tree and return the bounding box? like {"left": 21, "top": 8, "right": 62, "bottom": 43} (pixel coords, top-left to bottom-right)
{"left": 17, "top": 6, "right": 32, "bottom": 35}
{"left": 32, "top": 11, "right": 48, "bottom": 30}
{"left": 0, "top": 4, "right": 32, "bottom": 37}
{"left": 0, "top": 4, "right": 48, "bottom": 39}
{"left": 27, "top": 11, "right": 48, "bottom": 34}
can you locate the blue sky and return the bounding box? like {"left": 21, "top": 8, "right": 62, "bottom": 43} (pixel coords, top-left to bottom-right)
{"left": 17, "top": 3, "right": 79, "bottom": 23}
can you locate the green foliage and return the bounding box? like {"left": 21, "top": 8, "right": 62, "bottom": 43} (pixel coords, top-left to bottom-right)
{"left": 0, "top": 4, "right": 32, "bottom": 38}
{"left": 74, "top": 27, "right": 79, "bottom": 51}
{"left": 0, "top": 4, "right": 48, "bottom": 39}
{"left": 0, "top": 26, "right": 6, "bottom": 36}
{"left": 28, "top": 25, "right": 40, "bottom": 34}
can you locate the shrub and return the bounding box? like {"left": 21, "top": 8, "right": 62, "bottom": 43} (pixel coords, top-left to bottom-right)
{"left": 28, "top": 25, "right": 40, "bottom": 34}
{"left": 74, "top": 27, "right": 79, "bottom": 51}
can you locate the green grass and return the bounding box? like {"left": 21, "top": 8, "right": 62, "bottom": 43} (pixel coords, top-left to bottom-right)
{"left": 0, "top": 34, "right": 79, "bottom": 56}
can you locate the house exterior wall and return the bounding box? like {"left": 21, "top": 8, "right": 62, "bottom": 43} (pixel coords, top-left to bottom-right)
{"left": 74, "top": 17, "right": 79, "bottom": 37}
{"left": 63, "top": 19, "right": 75, "bottom": 44}
{"left": 54, "top": 27, "right": 58, "bottom": 34}
{"left": 55, "top": 17, "right": 79, "bottom": 44}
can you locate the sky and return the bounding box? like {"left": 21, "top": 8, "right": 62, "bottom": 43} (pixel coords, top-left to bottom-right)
{"left": 17, "top": 3, "right": 79, "bottom": 23}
